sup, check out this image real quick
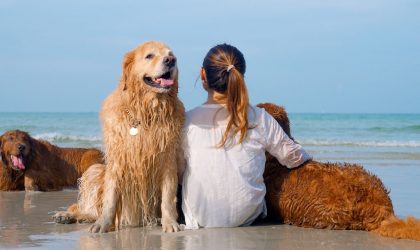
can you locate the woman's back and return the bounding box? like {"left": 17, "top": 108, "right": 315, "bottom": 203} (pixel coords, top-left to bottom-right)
{"left": 182, "top": 104, "right": 310, "bottom": 229}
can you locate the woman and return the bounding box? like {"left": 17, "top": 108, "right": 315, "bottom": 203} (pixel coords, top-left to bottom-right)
{"left": 181, "top": 44, "right": 311, "bottom": 229}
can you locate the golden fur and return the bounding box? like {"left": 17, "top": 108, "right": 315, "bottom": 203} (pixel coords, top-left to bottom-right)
{"left": 258, "top": 103, "right": 420, "bottom": 241}
{"left": 0, "top": 130, "right": 104, "bottom": 191}
{"left": 54, "top": 41, "right": 185, "bottom": 233}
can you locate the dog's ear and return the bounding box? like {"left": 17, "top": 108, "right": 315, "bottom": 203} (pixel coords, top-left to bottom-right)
{"left": 26, "top": 134, "right": 35, "bottom": 164}
{"left": 119, "top": 50, "right": 135, "bottom": 91}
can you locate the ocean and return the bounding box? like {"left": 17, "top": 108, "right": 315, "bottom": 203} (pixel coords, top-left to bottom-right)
{"left": 0, "top": 112, "right": 419, "bottom": 217}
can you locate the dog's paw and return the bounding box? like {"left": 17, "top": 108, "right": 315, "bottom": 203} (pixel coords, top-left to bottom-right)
{"left": 162, "top": 221, "right": 182, "bottom": 233}
{"left": 89, "top": 218, "right": 113, "bottom": 233}
{"left": 53, "top": 211, "right": 77, "bottom": 224}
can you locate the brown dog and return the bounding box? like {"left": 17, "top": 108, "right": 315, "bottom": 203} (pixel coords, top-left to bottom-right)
{"left": 258, "top": 103, "right": 420, "bottom": 241}
{"left": 0, "top": 130, "right": 104, "bottom": 191}
{"left": 54, "top": 41, "right": 185, "bottom": 233}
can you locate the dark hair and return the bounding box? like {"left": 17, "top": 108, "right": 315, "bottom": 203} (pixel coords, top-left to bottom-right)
{"left": 202, "top": 43, "right": 250, "bottom": 146}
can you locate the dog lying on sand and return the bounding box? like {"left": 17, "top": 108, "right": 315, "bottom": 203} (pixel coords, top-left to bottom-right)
{"left": 54, "top": 41, "right": 185, "bottom": 233}
{"left": 0, "top": 130, "right": 104, "bottom": 191}
{"left": 258, "top": 103, "right": 420, "bottom": 241}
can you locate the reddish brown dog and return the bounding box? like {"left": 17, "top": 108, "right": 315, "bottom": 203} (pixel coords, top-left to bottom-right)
{"left": 0, "top": 130, "right": 104, "bottom": 191}
{"left": 258, "top": 103, "right": 420, "bottom": 241}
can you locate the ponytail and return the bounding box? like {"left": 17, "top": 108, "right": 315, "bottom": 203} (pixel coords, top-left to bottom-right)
{"left": 218, "top": 67, "right": 249, "bottom": 147}
{"left": 202, "top": 43, "right": 249, "bottom": 147}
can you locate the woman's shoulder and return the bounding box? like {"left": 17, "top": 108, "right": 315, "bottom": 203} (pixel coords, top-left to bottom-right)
{"left": 186, "top": 103, "right": 223, "bottom": 115}
{"left": 185, "top": 106, "right": 202, "bottom": 117}
{"left": 248, "top": 105, "right": 268, "bottom": 125}
{"left": 184, "top": 104, "right": 224, "bottom": 128}
{"left": 184, "top": 104, "right": 268, "bottom": 127}
{"left": 186, "top": 104, "right": 213, "bottom": 120}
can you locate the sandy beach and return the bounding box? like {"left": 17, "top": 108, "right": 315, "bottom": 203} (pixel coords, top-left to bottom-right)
{"left": 1, "top": 187, "right": 419, "bottom": 250}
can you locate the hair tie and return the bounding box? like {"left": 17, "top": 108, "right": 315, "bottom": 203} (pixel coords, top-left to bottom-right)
{"left": 227, "top": 64, "right": 235, "bottom": 72}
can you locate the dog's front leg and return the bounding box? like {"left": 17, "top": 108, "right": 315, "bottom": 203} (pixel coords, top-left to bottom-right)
{"left": 24, "top": 175, "right": 39, "bottom": 191}
{"left": 161, "top": 165, "right": 180, "bottom": 233}
{"left": 89, "top": 169, "right": 119, "bottom": 233}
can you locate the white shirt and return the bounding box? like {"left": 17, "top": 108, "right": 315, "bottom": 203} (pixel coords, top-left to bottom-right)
{"left": 181, "top": 104, "right": 311, "bottom": 229}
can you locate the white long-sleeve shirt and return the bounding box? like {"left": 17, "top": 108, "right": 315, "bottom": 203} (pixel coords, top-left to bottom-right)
{"left": 181, "top": 104, "right": 311, "bottom": 229}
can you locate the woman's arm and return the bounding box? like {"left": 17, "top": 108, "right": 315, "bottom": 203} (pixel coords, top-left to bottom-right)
{"left": 262, "top": 110, "right": 312, "bottom": 168}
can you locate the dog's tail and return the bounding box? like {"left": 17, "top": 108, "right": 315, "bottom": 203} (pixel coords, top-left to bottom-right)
{"left": 374, "top": 215, "right": 420, "bottom": 241}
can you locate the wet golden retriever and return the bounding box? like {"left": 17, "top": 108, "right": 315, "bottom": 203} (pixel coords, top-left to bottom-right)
{"left": 54, "top": 41, "right": 185, "bottom": 233}
{"left": 258, "top": 103, "right": 420, "bottom": 241}
{"left": 0, "top": 130, "right": 104, "bottom": 191}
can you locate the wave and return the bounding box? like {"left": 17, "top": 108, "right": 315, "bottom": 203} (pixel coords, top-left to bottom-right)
{"left": 29, "top": 133, "right": 420, "bottom": 148}
{"left": 33, "top": 133, "right": 102, "bottom": 145}
{"left": 301, "top": 139, "right": 420, "bottom": 148}
{"left": 368, "top": 125, "right": 420, "bottom": 133}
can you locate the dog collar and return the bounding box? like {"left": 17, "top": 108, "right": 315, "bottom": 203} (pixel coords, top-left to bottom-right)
{"left": 125, "top": 109, "right": 140, "bottom": 136}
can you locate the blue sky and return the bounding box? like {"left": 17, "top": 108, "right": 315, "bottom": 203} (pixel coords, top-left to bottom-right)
{"left": 0, "top": 0, "right": 419, "bottom": 113}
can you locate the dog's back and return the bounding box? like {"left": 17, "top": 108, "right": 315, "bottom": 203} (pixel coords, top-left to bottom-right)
{"left": 259, "top": 102, "right": 420, "bottom": 241}
{"left": 0, "top": 129, "right": 104, "bottom": 191}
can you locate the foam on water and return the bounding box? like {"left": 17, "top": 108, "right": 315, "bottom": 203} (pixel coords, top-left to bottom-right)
{"left": 33, "top": 132, "right": 102, "bottom": 144}
{"left": 368, "top": 125, "right": 420, "bottom": 133}
{"left": 300, "top": 139, "right": 420, "bottom": 148}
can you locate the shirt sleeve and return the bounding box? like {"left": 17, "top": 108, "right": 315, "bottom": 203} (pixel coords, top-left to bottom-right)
{"left": 261, "top": 109, "right": 312, "bottom": 168}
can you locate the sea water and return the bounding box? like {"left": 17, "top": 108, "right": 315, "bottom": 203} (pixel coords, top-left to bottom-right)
{"left": 290, "top": 113, "right": 420, "bottom": 167}
{"left": 1, "top": 112, "right": 419, "bottom": 165}
{"left": 0, "top": 112, "right": 419, "bottom": 217}
{"left": 0, "top": 112, "right": 102, "bottom": 148}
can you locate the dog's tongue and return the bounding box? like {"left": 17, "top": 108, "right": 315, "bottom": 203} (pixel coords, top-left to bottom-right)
{"left": 156, "top": 78, "right": 174, "bottom": 87}
{"left": 11, "top": 155, "right": 25, "bottom": 170}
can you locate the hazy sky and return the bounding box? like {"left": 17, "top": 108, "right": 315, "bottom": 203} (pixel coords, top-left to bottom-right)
{"left": 1, "top": 0, "right": 419, "bottom": 113}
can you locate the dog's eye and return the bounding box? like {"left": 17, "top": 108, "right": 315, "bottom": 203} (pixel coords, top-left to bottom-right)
{"left": 145, "top": 54, "right": 154, "bottom": 60}
{"left": 8, "top": 136, "right": 14, "bottom": 141}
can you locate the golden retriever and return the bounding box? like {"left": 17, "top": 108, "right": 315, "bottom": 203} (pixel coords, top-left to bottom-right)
{"left": 54, "top": 41, "right": 185, "bottom": 233}
{"left": 258, "top": 103, "right": 420, "bottom": 241}
{"left": 0, "top": 130, "right": 104, "bottom": 191}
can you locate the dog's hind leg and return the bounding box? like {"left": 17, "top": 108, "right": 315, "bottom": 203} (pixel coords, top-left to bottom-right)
{"left": 54, "top": 204, "right": 98, "bottom": 224}
{"left": 89, "top": 165, "right": 119, "bottom": 233}
{"left": 54, "top": 164, "right": 105, "bottom": 224}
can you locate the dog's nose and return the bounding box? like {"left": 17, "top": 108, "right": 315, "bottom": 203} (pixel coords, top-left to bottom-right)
{"left": 18, "top": 144, "right": 26, "bottom": 152}
{"left": 163, "top": 56, "right": 176, "bottom": 68}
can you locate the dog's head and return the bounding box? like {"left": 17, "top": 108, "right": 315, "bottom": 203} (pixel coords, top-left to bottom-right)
{"left": 0, "top": 130, "right": 32, "bottom": 171}
{"left": 119, "top": 41, "right": 178, "bottom": 94}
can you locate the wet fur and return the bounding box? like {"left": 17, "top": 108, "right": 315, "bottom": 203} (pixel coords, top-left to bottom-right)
{"left": 258, "top": 103, "right": 420, "bottom": 241}
{"left": 54, "top": 41, "right": 185, "bottom": 233}
{"left": 0, "top": 130, "right": 104, "bottom": 191}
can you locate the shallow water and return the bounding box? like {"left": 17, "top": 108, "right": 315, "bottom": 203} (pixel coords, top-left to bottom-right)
{"left": 1, "top": 168, "right": 420, "bottom": 250}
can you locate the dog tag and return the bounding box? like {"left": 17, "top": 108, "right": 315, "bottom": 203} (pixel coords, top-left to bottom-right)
{"left": 129, "top": 127, "right": 138, "bottom": 136}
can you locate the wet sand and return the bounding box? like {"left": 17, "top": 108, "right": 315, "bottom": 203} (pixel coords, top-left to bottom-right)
{"left": 0, "top": 188, "right": 419, "bottom": 250}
